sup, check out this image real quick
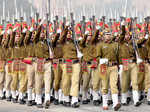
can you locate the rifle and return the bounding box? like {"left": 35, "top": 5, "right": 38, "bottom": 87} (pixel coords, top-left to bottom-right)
{"left": 46, "top": 13, "right": 54, "bottom": 59}
{"left": 131, "top": 18, "right": 140, "bottom": 60}
{"left": 70, "top": 13, "right": 83, "bottom": 58}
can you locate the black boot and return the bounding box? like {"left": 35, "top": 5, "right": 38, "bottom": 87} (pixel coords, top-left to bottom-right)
{"left": 108, "top": 100, "right": 113, "bottom": 105}
{"left": 127, "top": 97, "right": 131, "bottom": 104}
{"left": 114, "top": 103, "right": 121, "bottom": 111}
{"left": 71, "top": 102, "right": 80, "bottom": 108}
{"left": 6, "top": 96, "right": 11, "bottom": 102}
{"left": 19, "top": 99, "right": 26, "bottom": 105}
{"left": 93, "top": 100, "right": 101, "bottom": 106}
{"left": 0, "top": 96, "right": 5, "bottom": 100}
{"left": 27, "top": 100, "right": 33, "bottom": 106}
{"left": 12, "top": 98, "right": 18, "bottom": 103}
{"left": 63, "top": 101, "right": 71, "bottom": 107}
{"left": 134, "top": 102, "right": 142, "bottom": 107}
{"left": 82, "top": 100, "right": 88, "bottom": 104}
{"left": 54, "top": 99, "right": 59, "bottom": 105}
{"left": 148, "top": 101, "right": 150, "bottom": 105}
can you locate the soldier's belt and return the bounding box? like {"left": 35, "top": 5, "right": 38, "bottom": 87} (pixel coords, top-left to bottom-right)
{"left": 107, "top": 61, "right": 118, "bottom": 67}
{"left": 53, "top": 58, "right": 64, "bottom": 64}
{"left": 128, "top": 59, "right": 136, "bottom": 63}
{"left": 64, "top": 59, "right": 79, "bottom": 64}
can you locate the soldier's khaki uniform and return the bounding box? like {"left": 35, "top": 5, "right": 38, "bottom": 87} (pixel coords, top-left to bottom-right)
{"left": 79, "top": 30, "right": 101, "bottom": 102}
{"left": 144, "top": 37, "right": 150, "bottom": 102}
{"left": 34, "top": 26, "right": 52, "bottom": 105}
{"left": 118, "top": 25, "right": 140, "bottom": 105}
{"left": 0, "top": 34, "right": 6, "bottom": 98}
{"left": 4, "top": 34, "right": 13, "bottom": 99}
{"left": 10, "top": 31, "right": 27, "bottom": 100}
{"left": 24, "top": 30, "right": 36, "bottom": 102}
{"left": 96, "top": 40, "right": 119, "bottom": 108}
{"left": 52, "top": 33, "right": 63, "bottom": 102}
{"left": 60, "top": 28, "right": 81, "bottom": 104}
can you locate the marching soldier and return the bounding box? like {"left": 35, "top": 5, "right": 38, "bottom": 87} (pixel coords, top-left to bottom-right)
{"left": 118, "top": 21, "right": 141, "bottom": 106}
{"left": 34, "top": 23, "right": 52, "bottom": 108}
{"left": 60, "top": 24, "right": 81, "bottom": 108}
{"left": 51, "top": 30, "right": 63, "bottom": 105}
{"left": 96, "top": 29, "right": 121, "bottom": 111}
{"left": 0, "top": 30, "right": 6, "bottom": 100}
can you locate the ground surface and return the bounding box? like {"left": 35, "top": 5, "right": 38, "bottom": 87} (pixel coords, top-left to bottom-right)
{"left": 0, "top": 100, "right": 150, "bottom": 112}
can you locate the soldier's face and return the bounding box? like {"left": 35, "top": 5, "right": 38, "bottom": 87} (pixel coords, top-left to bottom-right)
{"left": 67, "top": 33, "right": 71, "bottom": 39}
{"left": 15, "top": 34, "right": 20, "bottom": 42}
{"left": 125, "top": 34, "right": 130, "bottom": 41}
{"left": 40, "top": 32, "right": 46, "bottom": 39}
{"left": 104, "top": 34, "right": 111, "bottom": 41}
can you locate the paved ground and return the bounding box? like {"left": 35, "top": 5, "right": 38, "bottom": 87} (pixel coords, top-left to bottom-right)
{"left": 0, "top": 100, "right": 150, "bottom": 112}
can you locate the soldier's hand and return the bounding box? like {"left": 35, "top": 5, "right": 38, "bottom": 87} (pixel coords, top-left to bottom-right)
{"left": 144, "top": 34, "right": 149, "bottom": 39}
{"left": 66, "top": 21, "right": 70, "bottom": 27}
{"left": 96, "top": 25, "right": 101, "bottom": 30}
{"left": 85, "top": 30, "right": 89, "bottom": 35}
{"left": 1, "top": 30, "right": 5, "bottom": 35}
{"left": 57, "top": 29, "right": 62, "bottom": 34}
{"left": 121, "top": 20, "right": 126, "bottom": 26}
{"left": 137, "top": 58, "right": 143, "bottom": 64}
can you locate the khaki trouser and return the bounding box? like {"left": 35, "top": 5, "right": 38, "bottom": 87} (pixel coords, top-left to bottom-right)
{"left": 35, "top": 62, "right": 52, "bottom": 94}
{"left": 11, "top": 60, "right": 27, "bottom": 93}
{"left": 99, "top": 65, "right": 118, "bottom": 95}
{"left": 26, "top": 63, "right": 35, "bottom": 89}
{"left": 62, "top": 63, "right": 81, "bottom": 97}
{"left": 137, "top": 63, "right": 145, "bottom": 91}
{"left": 81, "top": 65, "right": 92, "bottom": 92}
{"left": 121, "top": 63, "right": 138, "bottom": 93}
{"left": 0, "top": 72, "right": 5, "bottom": 91}
{"left": 91, "top": 67, "right": 102, "bottom": 92}
{"left": 145, "top": 63, "right": 150, "bottom": 93}
{"left": 5, "top": 63, "right": 13, "bottom": 93}
{"left": 53, "top": 63, "right": 63, "bottom": 91}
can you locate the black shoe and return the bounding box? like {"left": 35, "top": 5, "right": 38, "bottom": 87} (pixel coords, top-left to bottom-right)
{"left": 12, "top": 98, "right": 18, "bottom": 103}
{"left": 27, "top": 101, "right": 33, "bottom": 106}
{"left": 19, "top": 99, "right": 26, "bottom": 105}
{"left": 148, "top": 101, "right": 150, "bottom": 105}
{"left": 63, "top": 101, "right": 71, "bottom": 107}
{"left": 31, "top": 100, "right": 36, "bottom": 105}
{"left": 139, "top": 95, "right": 144, "bottom": 101}
{"left": 59, "top": 101, "right": 63, "bottom": 105}
{"left": 50, "top": 96, "right": 55, "bottom": 102}
{"left": 134, "top": 102, "right": 142, "bottom": 107}
{"left": 0, "top": 96, "right": 5, "bottom": 100}
{"left": 6, "top": 96, "right": 11, "bottom": 102}
{"left": 54, "top": 99, "right": 59, "bottom": 105}
{"left": 114, "top": 103, "right": 121, "bottom": 111}
{"left": 87, "top": 99, "right": 90, "bottom": 102}
{"left": 127, "top": 97, "right": 131, "bottom": 104}
{"left": 71, "top": 102, "right": 80, "bottom": 108}
{"left": 108, "top": 100, "right": 113, "bottom": 105}
{"left": 93, "top": 100, "right": 101, "bottom": 106}
{"left": 121, "top": 102, "right": 128, "bottom": 106}
{"left": 45, "top": 101, "right": 50, "bottom": 109}
{"left": 82, "top": 100, "right": 88, "bottom": 104}
{"left": 36, "top": 104, "right": 43, "bottom": 108}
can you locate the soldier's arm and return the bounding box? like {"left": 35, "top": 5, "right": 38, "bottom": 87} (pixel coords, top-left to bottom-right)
{"left": 59, "top": 27, "right": 68, "bottom": 43}
{"left": 52, "top": 33, "right": 60, "bottom": 47}
{"left": 33, "top": 25, "right": 42, "bottom": 43}
{"left": 90, "top": 30, "right": 99, "bottom": 44}
{"left": 9, "top": 32, "right": 16, "bottom": 48}
{"left": 119, "top": 25, "right": 126, "bottom": 43}
{"left": 146, "top": 37, "right": 150, "bottom": 46}
{"left": 4, "top": 34, "right": 10, "bottom": 48}
{"left": 0, "top": 35, "right": 3, "bottom": 45}
{"left": 18, "top": 32, "right": 26, "bottom": 47}
{"left": 24, "top": 31, "right": 32, "bottom": 46}
{"left": 137, "top": 38, "right": 147, "bottom": 46}
{"left": 78, "top": 34, "right": 88, "bottom": 47}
